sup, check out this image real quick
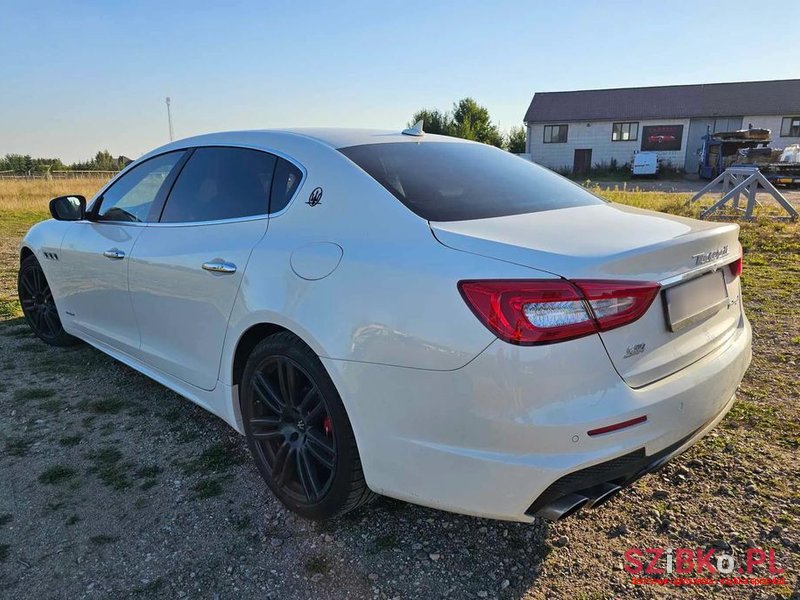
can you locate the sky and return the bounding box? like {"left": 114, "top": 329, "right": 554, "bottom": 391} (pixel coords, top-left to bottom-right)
{"left": 2, "top": 0, "right": 799, "bottom": 163}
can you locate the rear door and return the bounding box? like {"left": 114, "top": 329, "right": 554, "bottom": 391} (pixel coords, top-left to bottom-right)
{"left": 128, "top": 146, "right": 302, "bottom": 390}
{"left": 59, "top": 151, "right": 186, "bottom": 354}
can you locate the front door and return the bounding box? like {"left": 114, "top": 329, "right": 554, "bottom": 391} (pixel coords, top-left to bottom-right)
{"left": 573, "top": 149, "right": 592, "bottom": 175}
{"left": 60, "top": 223, "right": 143, "bottom": 353}
{"left": 58, "top": 151, "right": 186, "bottom": 354}
{"left": 128, "top": 146, "right": 278, "bottom": 391}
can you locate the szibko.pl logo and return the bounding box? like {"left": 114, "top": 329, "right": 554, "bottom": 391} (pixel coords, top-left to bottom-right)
{"left": 624, "top": 547, "right": 786, "bottom": 587}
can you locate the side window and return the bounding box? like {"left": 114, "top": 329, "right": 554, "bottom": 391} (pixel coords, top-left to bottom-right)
{"left": 543, "top": 124, "right": 568, "bottom": 144}
{"left": 96, "top": 151, "right": 184, "bottom": 222}
{"left": 781, "top": 116, "right": 800, "bottom": 137}
{"left": 160, "top": 147, "right": 276, "bottom": 223}
{"left": 269, "top": 158, "right": 303, "bottom": 213}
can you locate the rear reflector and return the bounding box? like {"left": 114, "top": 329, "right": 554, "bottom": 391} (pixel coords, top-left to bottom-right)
{"left": 587, "top": 415, "right": 647, "bottom": 436}
{"left": 458, "top": 279, "right": 660, "bottom": 345}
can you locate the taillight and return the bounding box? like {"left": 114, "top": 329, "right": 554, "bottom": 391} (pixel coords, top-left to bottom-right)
{"left": 572, "top": 280, "right": 661, "bottom": 332}
{"left": 729, "top": 243, "right": 743, "bottom": 278}
{"left": 458, "top": 280, "right": 595, "bottom": 344}
{"left": 458, "top": 279, "right": 660, "bottom": 345}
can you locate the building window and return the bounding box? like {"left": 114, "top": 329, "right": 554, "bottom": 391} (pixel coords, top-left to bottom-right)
{"left": 543, "top": 124, "right": 568, "bottom": 144}
{"left": 780, "top": 116, "right": 800, "bottom": 137}
{"left": 612, "top": 122, "right": 639, "bottom": 141}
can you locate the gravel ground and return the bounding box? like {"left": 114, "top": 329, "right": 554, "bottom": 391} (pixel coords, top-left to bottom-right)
{"left": 1, "top": 204, "right": 798, "bottom": 599}
{"left": 0, "top": 327, "right": 557, "bottom": 599}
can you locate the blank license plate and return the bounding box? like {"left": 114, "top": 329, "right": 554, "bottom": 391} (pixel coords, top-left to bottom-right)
{"left": 664, "top": 270, "right": 728, "bottom": 332}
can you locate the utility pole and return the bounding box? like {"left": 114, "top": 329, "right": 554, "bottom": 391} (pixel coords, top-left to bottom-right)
{"left": 165, "top": 97, "right": 174, "bottom": 141}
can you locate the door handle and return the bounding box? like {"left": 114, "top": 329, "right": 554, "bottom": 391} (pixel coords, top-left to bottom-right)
{"left": 103, "top": 249, "right": 125, "bottom": 260}
{"left": 202, "top": 261, "right": 237, "bottom": 274}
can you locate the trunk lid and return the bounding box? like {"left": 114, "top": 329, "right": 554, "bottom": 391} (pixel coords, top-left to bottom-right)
{"left": 432, "top": 203, "right": 743, "bottom": 387}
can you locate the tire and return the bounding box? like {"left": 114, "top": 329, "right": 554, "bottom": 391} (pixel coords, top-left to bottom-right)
{"left": 240, "top": 331, "right": 376, "bottom": 520}
{"left": 17, "top": 254, "right": 79, "bottom": 347}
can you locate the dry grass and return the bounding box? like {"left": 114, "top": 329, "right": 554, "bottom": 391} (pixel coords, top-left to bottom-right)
{"left": 0, "top": 178, "right": 109, "bottom": 317}
{"left": 0, "top": 178, "right": 109, "bottom": 213}
{"left": 595, "top": 188, "right": 695, "bottom": 215}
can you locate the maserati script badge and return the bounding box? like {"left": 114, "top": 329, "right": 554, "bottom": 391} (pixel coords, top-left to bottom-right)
{"left": 691, "top": 245, "right": 728, "bottom": 266}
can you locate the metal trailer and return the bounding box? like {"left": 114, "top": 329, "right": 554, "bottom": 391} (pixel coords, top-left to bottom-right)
{"left": 745, "top": 162, "right": 800, "bottom": 187}
{"left": 698, "top": 128, "right": 800, "bottom": 186}
{"left": 698, "top": 130, "right": 766, "bottom": 179}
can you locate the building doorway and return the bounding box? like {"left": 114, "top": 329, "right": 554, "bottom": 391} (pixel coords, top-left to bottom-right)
{"left": 685, "top": 117, "right": 743, "bottom": 174}
{"left": 573, "top": 149, "right": 592, "bottom": 175}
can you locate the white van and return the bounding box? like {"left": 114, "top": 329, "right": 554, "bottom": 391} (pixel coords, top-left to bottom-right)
{"left": 632, "top": 151, "right": 659, "bottom": 176}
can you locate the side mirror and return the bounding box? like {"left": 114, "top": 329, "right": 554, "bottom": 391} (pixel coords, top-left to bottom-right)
{"left": 49, "top": 195, "right": 86, "bottom": 221}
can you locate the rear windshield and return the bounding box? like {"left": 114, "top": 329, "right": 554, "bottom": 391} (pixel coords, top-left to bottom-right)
{"left": 339, "top": 141, "right": 604, "bottom": 221}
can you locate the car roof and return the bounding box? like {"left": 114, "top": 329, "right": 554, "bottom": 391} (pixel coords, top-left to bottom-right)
{"left": 152, "top": 128, "right": 465, "bottom": 154}
{"left": 281, "top": 128, "right": 440, "bottom": 148}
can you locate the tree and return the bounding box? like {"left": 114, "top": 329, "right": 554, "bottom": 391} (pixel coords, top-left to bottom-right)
{"left": 0, "top": 154, "right": 34, "bottom": 174}
{"left": 408, "top": 98, "right": 509, "bottom": 149}
{"left": 506, "top": 126, "right": 527, "bottom": 154}
{"left": 31, "top": 158, "right": 65, "bottom": 174}
{"left": 0, "top": 151, "right": 122, "bottom": 174}
{"left": 70, "top": 150, "right": 125, "bottom": 171}
{"left": 93, "top": 150, "right": 119, "bottom": 171}
{"left": 450, "top": 98, "right": 504, "bottom": 148}
{"left": 409, "top": 108, "right": 452, "bottom": 136}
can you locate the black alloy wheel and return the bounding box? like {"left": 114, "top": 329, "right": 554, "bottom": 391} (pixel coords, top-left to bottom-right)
{"left": 241, "top": 332, "right": 376, "bottom": 519}
{"left": 249, "top": 355, "right": 336, "bottom": 504}
{"left": 18, "top": 254, "right": 77, "bottom": 346}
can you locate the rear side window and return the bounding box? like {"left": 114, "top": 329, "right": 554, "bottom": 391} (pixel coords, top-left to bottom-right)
{"left": 160, "top": 147, "right": 276, "bottom": 223}
{"left": 339, "top": 142, "right": 604, "bottom": 222}
{"left": 269, "top": 158, "right": 303, "bottom": 213}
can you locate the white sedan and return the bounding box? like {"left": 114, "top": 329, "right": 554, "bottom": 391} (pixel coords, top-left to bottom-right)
{"left": 19, "top": 128, "right": 751, "bottom": 522}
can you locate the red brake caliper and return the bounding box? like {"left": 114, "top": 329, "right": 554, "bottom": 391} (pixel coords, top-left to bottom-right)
{"left": 323, "top": 416, "right": 333, "bottom": 436}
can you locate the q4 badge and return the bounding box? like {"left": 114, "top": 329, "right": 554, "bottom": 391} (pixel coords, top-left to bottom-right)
{"left": 306, "top": 187, "right": 323, "bottom": 207}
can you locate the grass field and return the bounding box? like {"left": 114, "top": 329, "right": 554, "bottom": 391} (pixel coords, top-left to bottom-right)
{"left": 0, "top": 178, "right": 111, "bottom": 318}
{"left": 0, "top": 178, "right": 798, "bottom": 598}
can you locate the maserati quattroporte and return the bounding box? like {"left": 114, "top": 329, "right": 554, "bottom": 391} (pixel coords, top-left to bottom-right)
{"left": 19, "top": 127, "right": 751, "bottom": 521}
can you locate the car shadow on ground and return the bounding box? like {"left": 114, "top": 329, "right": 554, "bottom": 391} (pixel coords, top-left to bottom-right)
{"left": 322, "top": 497, "right": 551, "bottom": 599}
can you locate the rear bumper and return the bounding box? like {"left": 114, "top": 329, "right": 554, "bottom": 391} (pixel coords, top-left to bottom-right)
{"left": 323, "top": 314, "right": 752, "bottom": 522}
{"left": 526, "top": 391, "right": 736, "bottom": 519}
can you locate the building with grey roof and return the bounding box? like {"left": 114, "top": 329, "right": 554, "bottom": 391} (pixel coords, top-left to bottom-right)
{"left": 523, "top": 79, "right": 800, "bottom": 174}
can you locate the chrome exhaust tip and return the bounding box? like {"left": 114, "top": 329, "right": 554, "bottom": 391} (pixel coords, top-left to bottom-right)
{"left": 534, "top": 493, "right": 589, "bottom": 521}
{"left": 581, "top": 483, "right": 622, "bottom": 509}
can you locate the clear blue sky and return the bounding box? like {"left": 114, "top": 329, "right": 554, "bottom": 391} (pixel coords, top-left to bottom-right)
{"left": 2, "top": 0, "right": 799, "bottom": 163}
